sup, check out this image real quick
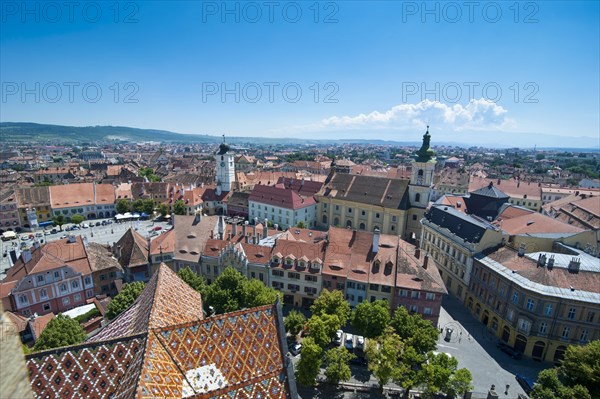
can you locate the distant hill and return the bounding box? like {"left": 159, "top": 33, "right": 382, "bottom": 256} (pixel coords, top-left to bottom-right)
{"left": 0, "top": 122, "right": 426, "bottom": 146}
{"left": 0, "top": 122, "right": 219, "bottom": 144}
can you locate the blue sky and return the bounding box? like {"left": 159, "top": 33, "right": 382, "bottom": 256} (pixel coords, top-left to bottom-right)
{"left": 1, "top": 1, "right": 599, "bottom": 147}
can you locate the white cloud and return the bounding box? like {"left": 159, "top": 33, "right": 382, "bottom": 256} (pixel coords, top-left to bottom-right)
{"left": 315, "top": 98, "right": 512, "bottom": 132}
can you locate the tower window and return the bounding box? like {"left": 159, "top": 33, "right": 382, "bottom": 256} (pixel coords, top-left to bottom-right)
{"left": 418, "top": 169, "right": 424, "bottom": 176}
{"left": 415, "top": 193, "right": 421, "bottom": 202}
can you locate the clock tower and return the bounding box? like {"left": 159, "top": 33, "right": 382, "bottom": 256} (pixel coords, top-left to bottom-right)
{"left": 409, "top": 126, "right": 436, "bottom": 207}
{"left": 215, "top": 135, "right": 235, "bottom": 195}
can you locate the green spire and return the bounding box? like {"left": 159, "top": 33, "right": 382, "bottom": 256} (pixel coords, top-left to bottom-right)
{"left": 415, "top": 126, "right": 435, "bottom": 162}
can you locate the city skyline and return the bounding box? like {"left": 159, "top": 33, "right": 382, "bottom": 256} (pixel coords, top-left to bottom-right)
{"left": 1, "top": 1, "right": 599, "bottom": 148}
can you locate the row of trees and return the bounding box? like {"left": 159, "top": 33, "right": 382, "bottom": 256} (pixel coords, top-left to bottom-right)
{"left": 52, "top": 214, "right": 85, "bottom": 231}
{"left": 116, "top": 198, "right": 187, "bottom": 217}
{"left": 139, "top": 167, "right": 161, "bottom": 182}
{"left": 290, "top": 290, "right": 472, "bottom": 398}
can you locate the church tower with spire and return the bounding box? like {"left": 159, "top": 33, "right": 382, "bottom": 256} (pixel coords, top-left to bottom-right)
{"left": 215, "top": 135, "right": 235, "bottom": 195}
{"left": 405, "top": 127, "right": 437, "bottom": 241}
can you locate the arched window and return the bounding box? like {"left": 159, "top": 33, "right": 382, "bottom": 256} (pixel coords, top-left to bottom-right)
{"left": 322, "top": 215, "right": 328, "bottom": 224}
{"left": 334, "top": 217, "right": 339, "bottom": 226}
{"left": 415, "top": 193, "right": 421, "bottom": 202}
{"left": 418, "top": 169, "right": 424, "bottom": 176}
{"left": 346, "top": 220, "right": 352, "bottom": 228}
{"left": 359, "top": 223, "right": 366, "bottom": 230}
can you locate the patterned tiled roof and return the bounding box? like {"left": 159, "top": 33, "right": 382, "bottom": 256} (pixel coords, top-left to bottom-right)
{"left": 26, "top": 265, "right": 295, "bottom": 399}
{"left": 89, "top": 264, "right": 203, "bottom": 342}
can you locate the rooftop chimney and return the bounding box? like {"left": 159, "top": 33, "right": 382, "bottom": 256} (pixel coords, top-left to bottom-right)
{"left": 568, "top": 257, "right": 581, "bottom": 274}
{"left": 274, "top": 223, "right": 279, "bottom": 231}
{"left": 415, "top": 247, "right": 421, "bottom": 259}
{"left": 264, "top": 218, "right": 268, "bottom": 237}
{"left": 547, "top": 255, "right": 555, "bottom": 270}
{"left": 518, "top": 244, "right": 525, "bottom": 257}
{"left": 372, "top": 228, "right": 380, "bottom": 254}
{"left": 194, "top": 212, "right": 202, "bottom": 224}
{"left": 232, "top": 222, "right": 237, "bottom": 236}
{"left": 147, "top": 236, "right": 151, "bottom": 253}
{"left": 243, "top": 221, "right": 248, "bottom": 237}
{"left": 423, "top": 254, "right": 429, "bottom": 269}
{"left": 537, "top": 253, "right": 547, "bottom": 267}
{"left": 22, "top": 249, "right": 32, "bottom": 264}
{"left": 68, "top": 235, "right": 76, "bottom": 244}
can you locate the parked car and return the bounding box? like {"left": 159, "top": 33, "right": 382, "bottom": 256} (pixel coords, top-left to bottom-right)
{"left": 516, "top": 374, "right": 535, "bottom": 394}
{"left": 350, "top": 356, "right": 368, "bottom": 366}
{"left": 345, "top": 334, "right": 354, "bottom": 350}
{"left": 102, "top": 221, "right": 108, "bottom": 226}
{"left": 356, "top": 336, "right": 365, "bottom": 350}
{"left": 334, "top": 330, "right": 343, "bottom": 345}
{"left": 35, "top": 232, "right": 43, "bottom": 238}
{"left": 497, "top": 342, "right": 522, "bottom": 359}
{"left": 289, "top": 343, "right": 302, "bottom": 356}
{"left": 95, "top": 221, "right": 102, "bottom": 226}
{"left": 59, "top": 234, "right": 68, "bottom": 239}
{"left": 81, "top": 223, "right": 89, "bottom": 228}
{"left": 152, "top": 226, "right": 163, "bottom": 231}
{"left": 51, "top": 229, "right": 57, "bottom": 234}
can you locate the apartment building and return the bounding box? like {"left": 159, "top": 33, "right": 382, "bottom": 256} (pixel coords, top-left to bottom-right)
{"left": 469, "top": 245, "right": 600, "bottom": 363}
{"left": 249, "top": 184, "right": 318, "bottom": 229}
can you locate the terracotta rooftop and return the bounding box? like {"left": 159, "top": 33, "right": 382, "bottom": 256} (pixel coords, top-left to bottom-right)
{"left": 395, "top": 243, "right": 446, "bottom": 294}
{"left": 115, "top": 228, "right": 149, "bottom": 268}
{"left": 173, "top": 215, "right": 218, "bottom": 263}
{"left": 319, "top": 173, "right": 410, "bottom": 210}
{"left": 249, "top": 184, "right": 316, "bottom": 210}
{"left": 149, "top": 229, "right": 175, "bottom": 256}
{"left": 499, "top": 212, "right": 585, "bottom": 236}
{"left": 469, "top": 177, "right": 541, "bottom": 200}
{"left": 49, "top": 183, "right": 94, "bottom": 209}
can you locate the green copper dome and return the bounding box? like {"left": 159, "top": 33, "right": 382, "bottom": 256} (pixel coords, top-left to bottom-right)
{"left": 415, "top": 126, "right": 435, "bottom": 162}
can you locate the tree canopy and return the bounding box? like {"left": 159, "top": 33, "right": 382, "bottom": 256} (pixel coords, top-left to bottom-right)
{"left": 559, "top": 340, "right": 600, "bottom": 398}
{"left": 284, "top": 310, "right": 306, "bottom": 338}
{"left": 116, "top": 199, "right": 131, "bottom": 214}
{"left": 310, "top": 289, "right": 351, "bottom": 327}
{"left": 306, "top": 314, "right": 340, "bottom": 348}
{"left": 53, "top": 214, "right": 66, "bottom": 231}
{"left": 365, "top": 326, "right": 404, "bottom": 390}
{"left": 351, "top": 299, "right": 390, "bottom": 338}
{"left": 203, "top": 267, "right": 281, "bottom": 314}
{"left": 177, "top": 266, "right": 206, "bottom": 294}
{"left": 390, "top": 306, "right": 438, "bottom": 354}
{"left": 530, "top": 368, "right": 591, "bottom": 399}
{"left": 33, "top": 314, "right": 86, "bottom": 352}
{"left": 70, "top": 214, "right": 85, "bottom": 225}
{"left": 173, "top": 200, "right": 187, "bottom": 215}
{"left": 324, "top": 347, "right": 355, "bottom": 384}
{"left": 295, "top": 337, "right": 323, "bottom": 386}
{"left": 105, "top": 281, "right": 145, "bottom": 320}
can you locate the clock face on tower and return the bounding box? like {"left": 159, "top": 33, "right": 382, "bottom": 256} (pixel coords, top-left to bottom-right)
{"left": 220, "top": 161, "right": 225, "bottom": 167}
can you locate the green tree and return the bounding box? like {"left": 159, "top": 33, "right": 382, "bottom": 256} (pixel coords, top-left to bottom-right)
{"left": 116, "top": 199, "right": 130, "bottom": 214}
{"left": 324, "top": 347, "right": 355, "bottom": 384}
{"left": 33, "top": 314, "right": 86, "bottom": 352}
{"left": 365, "top": 326, "right": 403, "bottom": 390}
{"left": 351, "top": 299, "right": 390, "bottom": 338}
{"left": 284, "top": 310, "right": 306, "bottom": 338}
{"left": 420, "top": 352, "right": 472, "bottom": 399}
{"left": 132, "top": 199, "right": 145, "bottom": 213}
{"left": 159, "top": 203, "right": 169, "bottom": 217}
{"left": 177, "top": 266, "right": 206, "bottom": 294}
{"left": 70, "top": 214, "right": 85, "bottom": 225}
{"left": 390, "top": 306, "right": 438, "bottom": 354}
{"left": 310, "top": 289, "right": 351, "bottom": 326}
{"left": 295, "top": 337, "right": 323, "bottom": 386}
{"left": 559, "top": 340, "right": 600, "bottom": 398}
{"left": 203, "top": 267, "right": 280, "bottom": 314}
{"left": 53, "top": 214, "right": 66, "bottom": 231}
{"left": 394, "top": 345, "right": 426, "bottom": 396}
{"left": 306, "top": 314, "right": 340, "bottom": 348}
{"left": 295, "top": 221, "right": 307, "bottom": 229}
{"left": 240, "top": 278, "right": 281, "bottom": 308}
{"left": 142, "top": 199, "right": 155, "bottom": 215}
{"left": 531, "top": 368, "right": 591, "bottom": 399}
{"left": 173, "top": 200, "right": 187, "bottom": 215}
{"left": 106, "top": 281, "right": 145, "bottom": 320}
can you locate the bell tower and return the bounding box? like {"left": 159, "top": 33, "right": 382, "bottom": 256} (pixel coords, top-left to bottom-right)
{"left": 215, "top": 135, "right": 235, "bottom": 195}
{"left": 409, "top": 126, "right": 436, "bottom": 207}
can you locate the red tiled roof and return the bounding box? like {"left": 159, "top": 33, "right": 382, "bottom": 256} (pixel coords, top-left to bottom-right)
{"left": 249, "top": 185, "right": 316, "bottom": 210}
{"left": 500, "top": 212, "right": 584, "bottom": 235}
